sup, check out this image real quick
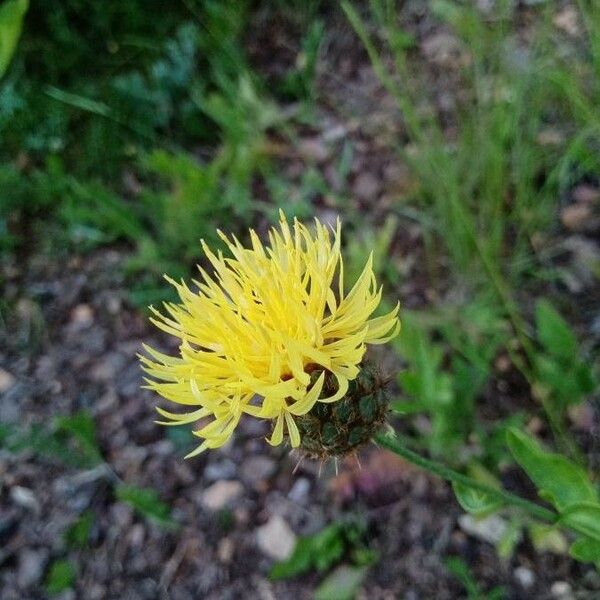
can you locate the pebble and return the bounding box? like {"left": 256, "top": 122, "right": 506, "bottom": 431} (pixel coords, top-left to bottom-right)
{"left": 458, "top": 514, "right": 508, "bottom": 545}
{"left": 70, "top": 304, "right": 94, "bottom": 329}
{"left": 572, "top": 184, "right": 600, "bottom": 204}
{"left": 17, "top": 548, "right": 48, "bottom": 588}
{"left": 0, "top": 368, "right": 15, "bottom": 392}
{"left": 256, "top": 515, "right": 296, "bottom": 561}
{"left": 551, "top": 581, "right": 575, "bottom": 600}
{"left": 514, "top": 566, "right": 535, "bottom": 589}
{"left": 288, "top": 478, "right": 311, "bottom": 505}
{"left": 217, "top": 537, "right": 235, "bottom": 563}
{"left": 299, "top": 138, "right": 329, "bottom": 163}
{"left": 129, "top": 524, "right": 146, "bottom": 549}
{"left": 10, "top": 486, "right": 41, "bottom": 515}
{"left": 240, "top": 456, "right": 277, "bottom": 486}
{"left": 561, "top": 203, "right": 593, "bottom": 231}
{"left": 553, "top": 8, "right": 580, "bottom": 37}
{"left": 353, "top": 172, "right": 381, "bottom": 201}
{"left": 0, "top": 381, "right": 24, "bottom": 423}
{"left": 89, "top": 584, "right": 107, "bottom": 600}
{"left": 201, "top": 481, "right": 244, "bottom": 511}
{"left": 89, "top": 352, "right": 126, "bottom": 382}
{"left": 204, "top": 459, "right": 237, "bottom": 482}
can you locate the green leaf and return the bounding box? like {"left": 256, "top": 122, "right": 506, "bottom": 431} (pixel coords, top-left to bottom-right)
{"left": 452, "top": 481, "right": 502, "bottom": 516}
{"left": 528, "top": 522, "right": 568, "bottom": 554}
{"left": 0, "top": 0, "right": 29, "bottom": 78}
{"left": 115, "top": 484, "right": 178, "bottom": 530}
{"left": 445, "top": 557, "right": 480, "bottom": 598}
{"left": 45, "top": 559, "right": 77, "bottom": 595}
{"left": 535, "top": 300, "right": 578, "bottom": 361}
{"left": 506, "top": 428, "right": 597, "bottom": 511}
{"left": 64, "top": 510, "right": 95, "bottom": 549}
{"left": 534, "top": 355, "right": 586, "bottom": 407}
{"left": 313, "top": 524, "right": 346, "bottom": 572}
{"left": 0, "top": 422, "right": 93, "bottom": 468}
{"left": 574, "top": 361, "right": 596, "bottom": 395}
{"left": 559, "top": 503, "right": 600, "bottom": 542}
{"left": 314, "top": 565, "right": 369, "bottom": 600}
{"left": 570, "top": 537, "right": 600, "bottom": 564}
{"left": 270, "top": 537, "right": 314, "bottom": 580}
{"left": 45, "top": 85, "right": 112, "bottom": 118}
{"left": 497, "top": 518, "right": 522, "bottom": 560}
{"left": 270, "top": 520, "right": 371, "bottom": 581}
{"left": 55, "top": 411, "right": 102, "bottom": 465}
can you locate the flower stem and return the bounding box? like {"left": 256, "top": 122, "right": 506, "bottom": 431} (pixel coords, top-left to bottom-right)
{"left": 374, "top": 432, "right": 557, "bottom": 523}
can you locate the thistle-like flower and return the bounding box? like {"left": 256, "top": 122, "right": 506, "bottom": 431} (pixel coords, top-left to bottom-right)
{"left": 140, "top": 213, "right": 400, "bottom": 458}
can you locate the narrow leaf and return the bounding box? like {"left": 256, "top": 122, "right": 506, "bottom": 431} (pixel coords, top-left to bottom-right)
{"left": 506, "top": 428, "right": 597, "bottom": 511}
{"left": 535, "top": 299, "right": 578, "bottom": 361}
{"left": 269, "top": 537, "right": 314, "bottom": 580}
{"left": 570, "top": 537, "right": 600, "bottom": 564}
{"left": 56, "top": 411, "right": 102, "bottom": 465}
{"left": 0, "top": 0, "right": 29, "bottom": 78}
{"left": 314, "top": 565, "right": 369, "bottom": 600}
{"left": 115, "top": 484, "right": 178, "bottom": 530}
{"left": 452, "top": 481, "right": 502, "bottom": 516}
{"left": 45, "top": 559, "right": 76, "bottom": 595}
{"left": 559, "top": 503, "right": 600, "bottom": 543}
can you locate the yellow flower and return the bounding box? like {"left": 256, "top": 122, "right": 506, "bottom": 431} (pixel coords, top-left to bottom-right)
{"left": 140, "top": 213, "right": 400, "bottom": 458}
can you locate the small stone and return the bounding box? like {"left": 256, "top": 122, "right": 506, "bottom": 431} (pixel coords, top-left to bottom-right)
{"left": 240, "top": 456, "right": 277, "bottom": 486}
{"left": 322, "top": 124, "right": 348, "bottom": 143}
{"left": 0, "top": 381, "right": 24, "bottom": 423}
{"left": 89, "top": 584, "right": 107, "bottom": 600}
{"left": 10, "top": 486, "right": 41, "bottom": 515}
{"left": 553, "top": 8, "right": 580, "bottom": 37}
{"left": 0, "top": 369, "right": 15, "bottom": 392}
{"left": 514, "top": 567, "right": 535, "bottom": 589}
{"left": 111, "top": 503, "right": 133, "bottom": 528}
{"left": 89, "top": 353, "right": 125, "bottom": 382}
{"left": 256, "top": 515, "right": 296, "bottom": 561}
{"left": 18, "top": 549, "right": 48, "bottom": 588}
{"left": 353, "top": 172, "right": 381, "bottom": 201}
{"left": 561, "top": 203, "right": 592, "bottom": 231}
{"left": 494, "top": 354, "right": 511, "bottom": 373}
{"left": 572, "top": 184, "right": 600, "bottom": 204}
{"left": 288, "top": 478, "right": 311, "bottom": 505}
{"left": 217, "top": 537, "right": 235, "bottom": 563}
{"left": 299, "top": 138, "right": 329, "bottom": 163}
{"left": 204, "top": 459, "right": 237, "bottom": 482}
{"left": 201, "top": 481, "right": 244, "bottom": 511}
{"left": 551, "top": 581, "right": 574, "bottom": 600}
{"left": 129, "top": 524, "right": 146, "bottom": 549}
{"left": 537, "top": 128, "right": 564, "bottom": 146}
{"left": 70, "top": 304, "right": 94, "bottom": 329}
{"left": 458, "top": 514, "right": 508, "bottom": 545}
{"left": 568, "top": 402, "right": 596, "bottom": 430}
{"left": 476, "top": 0, "right": 495, "bottom": 14}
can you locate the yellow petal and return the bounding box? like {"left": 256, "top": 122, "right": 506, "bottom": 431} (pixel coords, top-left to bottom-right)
{"left": 266, "top": 414, "right": 284, "bottom": 446}
{"left": 284, "top": 411, "right": 301, "bottom": 447}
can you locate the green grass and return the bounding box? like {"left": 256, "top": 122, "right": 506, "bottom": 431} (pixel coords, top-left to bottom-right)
{"left": 343, "top": 0, "right": 599, "bottom": 469}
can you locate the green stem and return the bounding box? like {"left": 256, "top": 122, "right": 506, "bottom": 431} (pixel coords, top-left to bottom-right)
{"left": 374, "top": 432, "right": 557, "bottom": 523}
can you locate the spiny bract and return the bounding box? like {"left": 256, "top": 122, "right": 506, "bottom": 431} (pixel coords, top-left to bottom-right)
{"left": 296, "top": 361, "right": 390, "bottom": 459}
{"left": 140, "top": 212, "right": 400, "bottom": 458}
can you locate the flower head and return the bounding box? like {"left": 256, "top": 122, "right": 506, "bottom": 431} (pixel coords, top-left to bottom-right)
{"left": 140, "top": 213, "right": 400, "bottom": 457}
